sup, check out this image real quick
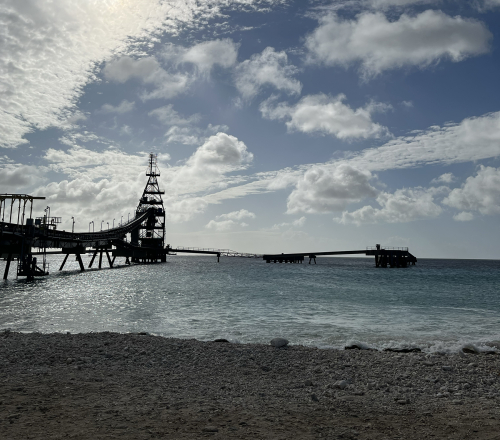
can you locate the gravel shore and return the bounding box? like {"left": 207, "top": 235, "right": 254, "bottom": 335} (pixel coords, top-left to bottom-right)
{"left": 1, "top": 331, "right": 499, "bottom": 439}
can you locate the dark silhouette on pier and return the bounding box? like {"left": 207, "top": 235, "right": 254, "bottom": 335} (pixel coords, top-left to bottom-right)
{"left": 263, "top": 243, "right": 417, "bottom": 267}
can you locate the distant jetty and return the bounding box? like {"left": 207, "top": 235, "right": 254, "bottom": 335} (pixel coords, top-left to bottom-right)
{"left": 263, "top": 244, "right": 417, "bottom": 267}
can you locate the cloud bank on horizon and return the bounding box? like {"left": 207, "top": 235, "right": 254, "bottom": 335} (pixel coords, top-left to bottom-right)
{"left": 1, "top": 0, "right": 500, "bottom": 258}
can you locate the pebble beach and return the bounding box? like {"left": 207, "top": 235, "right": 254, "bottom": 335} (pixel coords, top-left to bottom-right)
{"left": 1, "top": 331, "right": 499, "bottom": 439}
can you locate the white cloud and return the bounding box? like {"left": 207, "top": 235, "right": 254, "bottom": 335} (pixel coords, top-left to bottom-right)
{"left": 431, "top": 172, "right": 455, "bottom": 184}
{"left": 205, "top": 208, "right": 254, "bottom": 231}
{"left": 182, "top": 39, "right": 239, "bottom": 72}
{"left": 476, "top": 0, "right": 500, "bottom": 11}
{"left": 272, "top": 216, "right": 306, "bottom": 229}
{"left": 0, "top": 0, "right": 232, "bottom": 148}
{"left": 234, "top": 47, "right": 302, "bottom": 100}
{"left": 287, "top": 165, "right": 378, "bottom": 214}
{"left": 337, "top": 187, "right": 442, "bottom": 225}
{"left": 164, "top": 123, "right": 229, "bottom": 146}
{"left": 185, "top": 132, "right": 253, "bottom": 175}
{"left": 216, "top": 209, "right": 255, "bottom": 220}
{"left": 0, "top": 164, "right": 45, "bottom": 192}
{"left": 260, "top": 93, "right": 390, "bottom": 139}
{"left": 104, "top": 56, "right": 190, "bottom": 100}
{"left": 368, "top": 0, "right": 436, "bottom": 8}
{"left": 342, "top": 111, "right": 500, "bottom": 172}
{"left": 443, "top": 166, "right": 500, "bottom": 215}
{"left": 148, "top": 104, "right": 201, "bottom": 126}
{"left": 199, "top": 109, "right": 500, "bottom": 213}
{"left": 164, "top": 196, "right": 208, "bottom": 223}
{"left": 97, "top": 100, "right": 135, "bottom": 114}
{"left": 164, "top": 127, "right": 202, "bottom": 145}
{"left": 43, "top": 146, "right": 161, "bottom": 180}
{"left": 206, "top": 219, "right": 244, "bottom": 231}
{"left": 103, "top": 56, "right": 160, "bottom": 82}
{"left": 305, "top": 10, "right": 491, "bottom": 77}
{"left": 453, "top": 211, "right": 474, "bottom": 222}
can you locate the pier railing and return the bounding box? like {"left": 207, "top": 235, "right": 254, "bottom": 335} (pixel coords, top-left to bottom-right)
{"left": 170, "top": 246, "right": 261, "bottom": 258}
{"left": 366, "top": 246, "right": 409, "bottom": 251}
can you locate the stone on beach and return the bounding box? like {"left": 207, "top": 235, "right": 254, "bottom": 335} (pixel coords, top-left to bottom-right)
{"left": 270, "top": 338, "right": 288, "bottom": 348}
{"left": 333, "top": 380, "right": 349, "bottom": 390}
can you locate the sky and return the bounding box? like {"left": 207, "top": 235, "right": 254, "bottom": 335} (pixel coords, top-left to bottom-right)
{"left": 2, "top": 0, "right": 500, "bottom": 259}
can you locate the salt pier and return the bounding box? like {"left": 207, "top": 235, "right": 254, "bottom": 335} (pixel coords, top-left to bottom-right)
{"left": 263, "top": 245, "right": 417, "bottom": 267}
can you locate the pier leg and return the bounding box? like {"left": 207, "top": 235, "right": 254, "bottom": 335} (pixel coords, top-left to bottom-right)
{"left": 105, "top": 251, "right": 113, "bottom": 268}
{"left": 125, "top": 257, "right": 130, "bottom": 265}
{"left": 3, "top": 254, "right": 12, "bottom": 280}
{"left": 314, "top": 258, "right": 316, "bottom": 264}
{"left": 98, "top": 251, "right": 103, "bottom": 269}
{"left": 59, "top": 254, "right": 69, "bottom": 271}
{"left": 111, "top": 256, "right": 116, "bottom": 266}
{"left": 76, "top": 253, "right": 85, "bottom": 272}
{"left": 88, "top": 251, "right": 97, "bottom": 268}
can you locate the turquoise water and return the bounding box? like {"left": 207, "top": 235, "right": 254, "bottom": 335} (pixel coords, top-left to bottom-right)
{"left": 0, "top": 255, "right": 499, "bottom": 352}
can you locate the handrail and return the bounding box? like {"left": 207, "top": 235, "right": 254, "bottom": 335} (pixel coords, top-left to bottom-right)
{"left": 366, "top": 246, "right": 409, "bottom": 251}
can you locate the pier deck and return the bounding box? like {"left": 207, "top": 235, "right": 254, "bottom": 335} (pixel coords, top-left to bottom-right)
{"left": 263, "top": 245, "right": 417, "bottom": 267}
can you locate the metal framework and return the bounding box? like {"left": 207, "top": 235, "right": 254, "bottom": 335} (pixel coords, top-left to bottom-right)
{"left": 131, "top": 153, "right": 166, "bottom": 261}
{"left": 0, "top": 194, "right": 45, "bottom": 227}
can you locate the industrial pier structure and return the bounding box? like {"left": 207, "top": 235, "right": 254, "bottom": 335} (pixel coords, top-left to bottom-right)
{"left": 263, "top": 244, "right": 417, "bottom": 267}
{"left": 1, "top": 154, "right": 417, "bottom": 280}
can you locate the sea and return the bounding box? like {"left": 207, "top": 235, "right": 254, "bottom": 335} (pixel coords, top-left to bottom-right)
{"left": 0, "top": 255, "right": 499, "bottom": 353}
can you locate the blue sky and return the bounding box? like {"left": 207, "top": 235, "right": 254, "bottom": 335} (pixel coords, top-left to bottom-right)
{"left": 2, "top": 0, "right": 500, "bottom": 258}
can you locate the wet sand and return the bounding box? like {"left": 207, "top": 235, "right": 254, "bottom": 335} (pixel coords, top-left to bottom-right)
{"left": 1, "top": 331, "right": 499, "bottom": 439}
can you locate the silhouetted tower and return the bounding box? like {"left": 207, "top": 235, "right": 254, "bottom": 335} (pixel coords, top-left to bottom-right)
{"left": 131, "top": 154, "right": 165, "bottom": 260}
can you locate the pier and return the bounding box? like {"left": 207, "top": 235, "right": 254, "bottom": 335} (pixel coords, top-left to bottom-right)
{"left": 263, "top": 245, "right": 417, "bottom": 267}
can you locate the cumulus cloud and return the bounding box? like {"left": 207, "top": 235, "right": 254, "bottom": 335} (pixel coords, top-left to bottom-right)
{"left": 305, "top": 10, "right": 491, "bottom": 77}
{"left": 160, "top": 132, "right": 254, "bottom": 205}
{"left": 206, "top": 219, "right": 248, "bottom": 231}
{"left": 431, "top": 172, "right": 455, "bottom": 184}
{"left": 337, "top": 187, "right": 442, "bottom": 225}
{"left": 234, "top": 47, "right": 302, "bottom": 100}
{"left": 0, "top": 164, "right": 45, "bottom": 193}
{"left": 185, "top": 132, "right": 253, "bottom": 175}
{"left": 97, "top": 100, "right": 135, "bottom": 114}
{"left": 182, "top": 39, "right": 238, "bottom": 72}
{"left": 287, "top": 165, "right": 378, "bottom": 214}
{"left": 443, "top": 166, "right": 500, "bottom": 215}
{"left": 260, "top": 94, "right": 390, "bottom": 139}
{"left": 104, "top": 56, "right": 190, "bottom": 100}
{"left": 453, "top": 211, "right": 474, "bottom": 222}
